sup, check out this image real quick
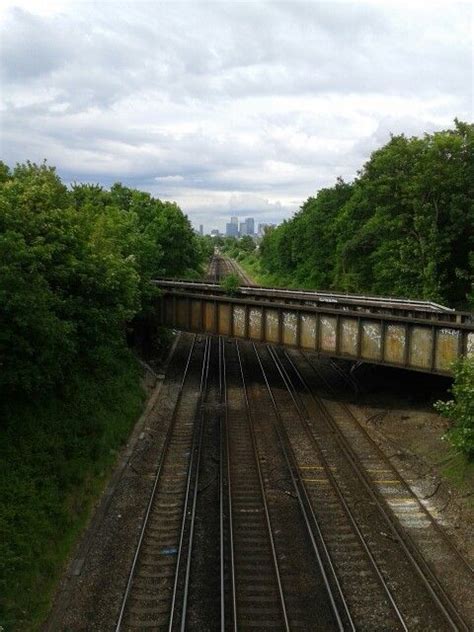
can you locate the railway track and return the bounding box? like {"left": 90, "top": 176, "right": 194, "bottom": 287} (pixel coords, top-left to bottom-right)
{"left": 114, "top": 334, "right": 471, "bottom": 630}
{"left": 116, "top": 335, "right": 209, "bottom": 630}
{"left": 207, "top": 254, "right": 254, "bottom": 286}
{"left": 226, "top": 340, "right": 346, "bottom": 629}
{"left": 271, "top": 346, "right": 474, "bottom": 630}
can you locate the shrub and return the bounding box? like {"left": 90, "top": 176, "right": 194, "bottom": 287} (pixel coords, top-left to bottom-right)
{"left": 435, "top": 357, "right": 474, "bottom": 459}
{"left": 221, "top": 273, "right": 240, "bottom": 295}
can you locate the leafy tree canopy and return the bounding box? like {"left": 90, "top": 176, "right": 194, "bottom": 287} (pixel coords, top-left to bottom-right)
{"left": 259, "top": 121, "right": 473, "bottom": 307}
{"left": 0, "top": 161, "right": 205, "bottom": 395}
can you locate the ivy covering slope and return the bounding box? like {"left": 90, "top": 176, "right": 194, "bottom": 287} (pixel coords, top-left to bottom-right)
{"left": 0, "top": 162, "right": 209, "bottom": 629}
{"left": 259, "top": 121, "right": 474, "bottom": 308}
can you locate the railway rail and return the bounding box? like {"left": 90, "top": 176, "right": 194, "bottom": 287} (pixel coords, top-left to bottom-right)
{"left": 116, "top": 335, "right": 208, "bottom": 629}
{"left": 284, "top": 351, "right": 474, "bottom": 627}
{"left": 263, "top": 345, "right": 473, "bottom": 630}
{"left": 114, "top": 330, "right": 472, "bottom": 631}
{"left": 206, "top": 254, "right": 254, "bottom": 286}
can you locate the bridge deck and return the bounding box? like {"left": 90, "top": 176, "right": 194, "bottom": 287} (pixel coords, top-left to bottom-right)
{"left": 155, "top": 278, "right": 473, "bottom": 376}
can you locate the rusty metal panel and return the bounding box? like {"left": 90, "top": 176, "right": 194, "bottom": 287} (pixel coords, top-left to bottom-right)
{"left": 320, "top": 316, "right": 337, "bottom": 352}
{"left": 435, "top": 328, "right": 459, "bottom": 372}
{"left": 340, "top": 318, "right": 358, "bottom": 356}
{"left": 204, "top": 301, "right": 215, "bottom": 332}
{"left": 249, "top": 308, "right": 263, "bottom": 340}
{"left": 265, "top": 309, "right": 280, "bottom": 343}
{"left": 233, "top": 306, "right": 246, "bottom": 338}
{"left": 176, "top": 299, "right": 188, "bottom": 329}
{"left": 157, "top": 286, "right": 473, "bottom": 375}
{"left": 384, "top": 324, "right": 406, "bottom": 364}
{"left": 164, "top": 296, "right": 174, "bottom": 326}
{"left": 218, "top": 303, "right": 231, "bottom": 335}
{"left": 283, "top": 311, "right": 297, "bottom": 345}
{"left": 409, "top": 326, "right": 433, "bottom": 369}
{"left": 361, "top": 321, "right": 382, "bottom": 360}
{"left": 191, "top": 300, "right": 201, "bottom": 330}
{"left": 301, "top": 314, "right": 317, "bottom": 349}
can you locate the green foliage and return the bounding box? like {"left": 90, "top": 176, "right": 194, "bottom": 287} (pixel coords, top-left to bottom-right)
{"left": 221, "top": 273, "right": 240, "bottom": 295}
{"left": 0, "top": 350, "right": 144, "bottom": 630}
{"left": 259, "top": 121, "right": 474, "bottom": 307}
{"left": 0, "top": 161, "right": 206, "bottom": 628}
{"left": 221, "top": 234, "right": 257, "bottom": 260}
{"left": 0, "top": 161, "right": 205, "bottom": 395}
{"left": 196, "top": 234, "right": 215, "bottom": 264}
{"left": 435, "top": 357, "right": 474, "bottom": 459}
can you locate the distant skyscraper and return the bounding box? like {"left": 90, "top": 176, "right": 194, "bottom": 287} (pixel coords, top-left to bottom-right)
{"left": 239, "top": 222, "right": 247, "bottom": 236}
{"left": 245, "top": 217, "right": 255, "bottom": 235}
{"left": 226, "top": 222, "right": 238, "bottom": 237}
{"left": 199, "top": 224, "right": 204, "bottom": 235}
{"left": 231, "top": 216, "right": 238, "bottom": 226}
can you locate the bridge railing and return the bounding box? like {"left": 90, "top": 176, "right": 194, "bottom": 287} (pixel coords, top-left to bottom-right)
{"left": 153, "top": 279, "right": 472, "bottom": 324}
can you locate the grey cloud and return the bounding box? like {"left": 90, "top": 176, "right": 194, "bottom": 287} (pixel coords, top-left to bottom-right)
{"left": 0, "top": 1, "right": 472, "bottom": 231}
{"left": 0, "top": 8, "right": 70, "bottom": 81}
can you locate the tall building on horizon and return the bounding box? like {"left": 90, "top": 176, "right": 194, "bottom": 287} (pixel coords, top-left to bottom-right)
{"left": 199, "top": 224, "right": 204, "bottom": 235}
{"left": 245, "top": 217, "right": 255, "bottom": 235}
{"left": 226, "top": 221, "right": 239, "bottom": 237}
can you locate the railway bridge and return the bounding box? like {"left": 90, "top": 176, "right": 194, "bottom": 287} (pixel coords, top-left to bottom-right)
{"left": 154, "top": 258, "right": 474, "bottom": 377}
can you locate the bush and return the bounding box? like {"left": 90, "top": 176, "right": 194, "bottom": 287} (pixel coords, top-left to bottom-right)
{"left": 221, "top": 273, "right": 240, "bottom": 295}
{"left": 435, "top": 357, "right": 474, "bottom": 459}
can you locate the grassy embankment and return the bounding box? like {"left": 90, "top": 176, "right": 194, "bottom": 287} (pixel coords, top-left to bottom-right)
{"left": 236, "top": 252, "right": 313, "bottom": 289}
{"left": 0, "top": 352, "right": 145, "bottom": 631}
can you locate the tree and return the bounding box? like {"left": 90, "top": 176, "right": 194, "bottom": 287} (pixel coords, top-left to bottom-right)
{"left": 258, "top": 121, "right": 473, "bottom": 306}
{"left": 0, "top": 162, "right": 207, "bottom": 395}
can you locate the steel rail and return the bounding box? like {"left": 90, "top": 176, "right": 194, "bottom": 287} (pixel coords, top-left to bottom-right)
{"left": 267, "top": 344, "right": 409, "bottom": 631}
{"left": 235, "top": 341, "right": 291, "bottom": 631}
{"left": 289, "top": 350, "right": 471, "bottom": 631}
{"left": 224, "top": 255, "right": 254, "bottom": 287}
{"left": 115, "top": 335, "right": 198, "bottom": 631}
{"left": 320, "top": 355, "right": 474, "bottom": 579}
{"left": 221, "top": 337, "right": 237, "bottom": 631}
{"left": 251, "top": 343, "right": 349, "bottom": 631}
{"left": 219, "top": 336, "right": 226, "bottom": 630}
{"left": 168, "top": 336, "right": 212, "bottom": 631}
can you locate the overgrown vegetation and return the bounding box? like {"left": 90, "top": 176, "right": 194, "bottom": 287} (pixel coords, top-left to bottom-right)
{"left": 259, "top": 121, "right": 474, "bottom": 308}
{"left": 220, "top": 273, "right": 240, "bottom": 295}
{"left": 0, "top": 353, "right": 144, "bottom": 629}
{"left": 221, "top": 234, "right": 256, "bottom": 261}
{"left": 435, "top": 357, "right": 474, "bottom": 459}
{"left": 0, "top": 161, "right": 207, "bottom": 629}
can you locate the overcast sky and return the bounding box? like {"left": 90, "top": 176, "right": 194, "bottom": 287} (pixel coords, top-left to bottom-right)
{"left": 1, "top": 1, "right": 472, "bottom": 232}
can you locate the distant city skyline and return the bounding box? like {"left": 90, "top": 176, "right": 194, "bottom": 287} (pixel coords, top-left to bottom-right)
{"left": 198, "top": 215, "right": 276, "bottom": 237}
{"left": 197, "top": 214, "right": 277, "bottom": 236}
